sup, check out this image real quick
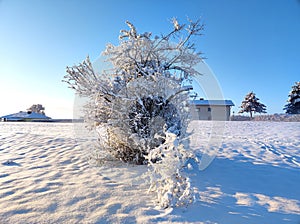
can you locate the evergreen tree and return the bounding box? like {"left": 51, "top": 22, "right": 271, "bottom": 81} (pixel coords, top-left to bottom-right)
{"left": 284, "top": 81, "right": 300, "bottom": 114}
{"left": 239, "top": 92, "right": 266, "bottom": 118}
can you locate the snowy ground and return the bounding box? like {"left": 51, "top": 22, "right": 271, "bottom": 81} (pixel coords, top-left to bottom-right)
{"left": 0, "top": 121, "right": 299, "bottom": 223}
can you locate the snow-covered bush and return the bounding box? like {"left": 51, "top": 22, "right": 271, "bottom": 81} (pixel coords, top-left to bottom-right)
{"left": 146, "top": 133, "right": 196, "bottom": 208}
{"left": 63, "top": 18, "right": 204, "bottom": 207}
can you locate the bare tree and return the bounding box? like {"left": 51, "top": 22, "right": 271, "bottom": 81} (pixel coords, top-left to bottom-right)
{"left": 27, "top": 104, "right": 45, "bottom": 115}
{"left": 63, "top": 18, "right": 205, "bottom": 208}
{"left": 63, "top": 18, "right": 204, "bottom": 164}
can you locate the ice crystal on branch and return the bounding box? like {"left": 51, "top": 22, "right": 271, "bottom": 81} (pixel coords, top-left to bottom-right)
{"left": 63, "top": 18, "right": 204, "bottom": 208}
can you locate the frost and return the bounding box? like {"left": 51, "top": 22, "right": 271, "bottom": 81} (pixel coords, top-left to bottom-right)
{"left": 63, "top": 18, "right": 204, "bottom": 208}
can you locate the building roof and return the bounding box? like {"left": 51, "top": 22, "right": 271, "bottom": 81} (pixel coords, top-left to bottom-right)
{"left": 192, "top": 100, "right": 235, "bottom": 106}
{"left": 1, "top": 111, "right": 51, "bottom": 121}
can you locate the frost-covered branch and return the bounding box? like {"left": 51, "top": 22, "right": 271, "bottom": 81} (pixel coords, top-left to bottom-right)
{"left": 63, "top": 56, "right": 118, "bottom": 103}
{"left": 104, "top": 18, "right": 204, "bottom": 83}
{"left": 64, "top": 18, "right": 204, "bottom": 208}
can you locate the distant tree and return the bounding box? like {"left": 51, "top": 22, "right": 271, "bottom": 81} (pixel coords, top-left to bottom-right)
{"left": 27, "top": 104, "right": 45, "bottom": 115}
{"left": 283, "top": 81, "right": 300, "bottom": 114}
{"left": 239, "top": 92, "right": 266, "bottom": 118}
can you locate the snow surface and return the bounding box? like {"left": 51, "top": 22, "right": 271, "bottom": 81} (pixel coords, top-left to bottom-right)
{"left": 0, "top": 121, "right": 299, "bottom": 223}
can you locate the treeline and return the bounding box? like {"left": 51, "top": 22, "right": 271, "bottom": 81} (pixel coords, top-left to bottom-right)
{"left": 231, "top": 114, "right": 300, "bottom": 122}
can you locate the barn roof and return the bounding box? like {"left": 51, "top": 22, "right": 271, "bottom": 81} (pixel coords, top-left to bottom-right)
{"left": 1, "top": 111, "right": 51, "bottom": 121}
{"left": 192, "top": 100, "right": 235, "bottom": 106}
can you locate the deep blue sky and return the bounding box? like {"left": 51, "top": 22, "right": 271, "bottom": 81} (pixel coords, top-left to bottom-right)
{"left": 0, "top": 0, "right": 299, "bottom": 118}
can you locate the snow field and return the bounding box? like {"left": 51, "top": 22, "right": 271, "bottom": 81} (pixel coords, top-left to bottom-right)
{"left": 0, "top": 121, "right": 299, "bottom": 223}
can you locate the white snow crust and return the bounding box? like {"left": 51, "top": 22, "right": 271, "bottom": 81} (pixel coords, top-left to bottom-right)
{"left": 0, "top": 121, "right": 299, "bottom": 223}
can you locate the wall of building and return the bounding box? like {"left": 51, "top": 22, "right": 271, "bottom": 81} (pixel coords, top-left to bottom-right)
{"left": 191, "top": 105, "right": 231, "bottom": 121}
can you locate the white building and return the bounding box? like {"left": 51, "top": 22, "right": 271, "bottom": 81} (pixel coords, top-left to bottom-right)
{"left": 191, "top": 99, "right": 235, "bottom": 121}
